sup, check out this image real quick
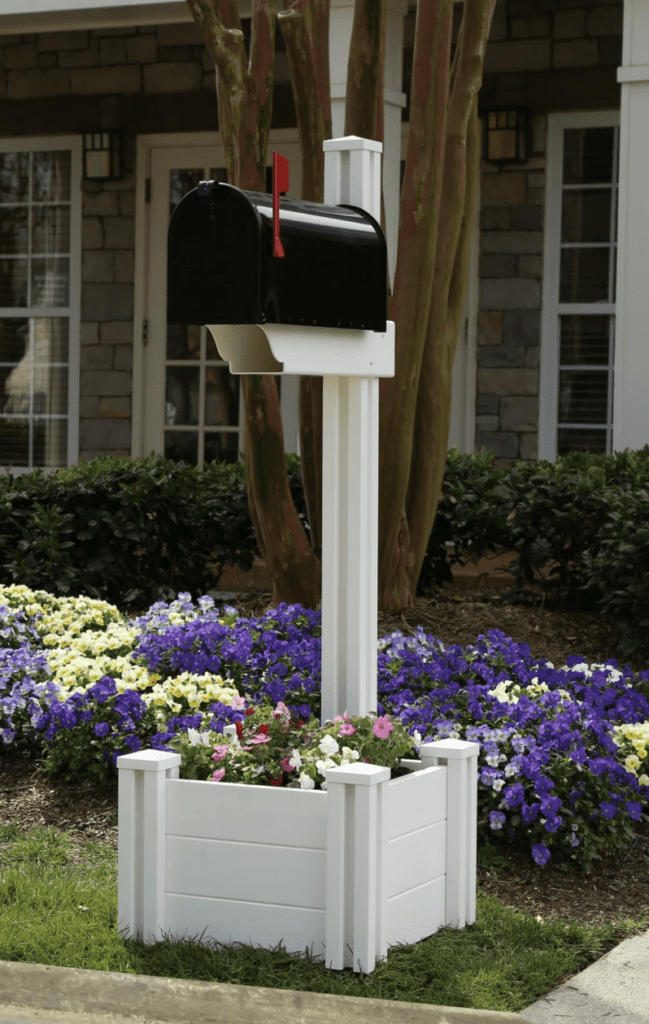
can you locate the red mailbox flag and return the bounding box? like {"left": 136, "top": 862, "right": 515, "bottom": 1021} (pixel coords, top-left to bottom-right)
{"left": 272, "top": 151, "right": 289, "bottom": 257}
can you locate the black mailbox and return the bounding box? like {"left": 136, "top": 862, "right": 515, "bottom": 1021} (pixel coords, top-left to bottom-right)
{"left": 167, "top": 181, "right": 387, "bottom": 333}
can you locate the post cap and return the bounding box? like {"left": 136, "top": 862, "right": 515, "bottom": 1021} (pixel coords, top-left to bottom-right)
{"left": 419, "top": 739, "right": 480, "bottom": 760}
{"left": 116, "top": 749, "right": 182, "bottom": 772}
{"left": 324, "top": 762, "right": 391, "bottom": 786}
{"left": 323, "top": 136, "right": 383, "bottom": 154}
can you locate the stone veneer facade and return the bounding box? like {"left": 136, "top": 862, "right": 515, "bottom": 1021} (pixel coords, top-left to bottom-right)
{"left": 0, "top": 0, "right": 623, "bottom": 467}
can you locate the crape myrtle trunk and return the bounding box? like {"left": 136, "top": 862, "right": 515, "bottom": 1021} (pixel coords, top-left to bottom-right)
{"left": 186, "top": 0, "right": 320, "bottom": 608}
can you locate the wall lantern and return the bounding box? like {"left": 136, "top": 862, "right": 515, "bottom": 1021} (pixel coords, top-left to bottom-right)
{"left": 82, "top": 131, "right": 123, "bottom": 181}
{"left": 484, "top": 109, "right": 530, "bottom": 164}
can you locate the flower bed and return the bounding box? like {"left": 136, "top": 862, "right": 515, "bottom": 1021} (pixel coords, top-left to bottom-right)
{"left": 1, "top": 584, "right": 648, "bottom": 873}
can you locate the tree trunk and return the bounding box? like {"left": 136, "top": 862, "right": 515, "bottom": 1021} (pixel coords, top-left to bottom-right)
{"left": 377, "top": 0, "right": 454, "bottom": 611}
{"left": 187, "top": 0, "right": 320, "bottom": 607}
{"left": 377, "top": 0, "right": 496, "bottom": 611}
{"left": 405, "top": 0, "right": 495, "bottom": 598}
{"left": 279, "top": 0, "right": 332, "bottom": 570}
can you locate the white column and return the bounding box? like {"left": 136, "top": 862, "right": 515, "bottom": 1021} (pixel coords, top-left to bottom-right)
{"left": 614, "top": 0, "right": 649, "bottom": 451}
{"left": 328, "top": 0, "right": 408, "bottom": 287}
{"left": 116, "top": 749, "right": 180, "bottom": 945}
{"left": 324, "top": 762, "right": 390, "bottom": 973}
{"left": 321, "top": 138, "right": 382, "bottom": 725}
{"left": 419, "top": 739, "right": 479, "bottom": 929}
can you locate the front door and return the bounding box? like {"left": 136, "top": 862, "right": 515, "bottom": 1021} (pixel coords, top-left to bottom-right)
{"left": 141, "top": 138, "right": 302, "bottom": 465}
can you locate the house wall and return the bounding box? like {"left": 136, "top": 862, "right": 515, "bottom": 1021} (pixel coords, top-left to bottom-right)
{"left": 0, "top": 0, "right": 624, "bottom": 468}
{"left": 475, "top": 0, "right": 622, "bottom": 469}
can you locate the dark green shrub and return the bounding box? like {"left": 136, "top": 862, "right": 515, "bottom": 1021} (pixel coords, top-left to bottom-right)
{"left": 581, "top": 488, "right": 649, "bottom": 656}
{"left": 0, "top": 455, "right": 260, "bottom": 609}
{"left": 418, "top": 448, "right": 506, "bottom": 592}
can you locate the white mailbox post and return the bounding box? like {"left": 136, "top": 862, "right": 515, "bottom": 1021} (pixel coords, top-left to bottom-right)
{"left": 208, "top": 135, "right": 393, "bottom": 726}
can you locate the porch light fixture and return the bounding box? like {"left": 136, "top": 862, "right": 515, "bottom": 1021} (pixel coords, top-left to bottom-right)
{"left": 484, "top": 109, "right": 529, "bottom": 165}
{"left": 82, "top": 131, "right": 123, "bottom": 181}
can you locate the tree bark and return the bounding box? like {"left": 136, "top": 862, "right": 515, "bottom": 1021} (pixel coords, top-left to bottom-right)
{"left": 377, "top": 0, "right": 454, "bottom": 611}
{"left": 405, "top": 0, "right": 496, "bottom": 597}
{"left": 344, "top": 0, "right": 385, "bottom": 142}
{"left": 187, "top": 0, "right": 321, "bottom": 607}
{"left": 279, "top": 0, "right": 332, "bottom": 569}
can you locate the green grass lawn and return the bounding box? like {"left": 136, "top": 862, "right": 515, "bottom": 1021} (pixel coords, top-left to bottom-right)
{"left": 0, "top": 820, "right": 645, "bottom": 1015}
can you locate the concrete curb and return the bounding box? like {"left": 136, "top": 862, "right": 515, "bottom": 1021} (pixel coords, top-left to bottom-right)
{"left": 0, "top": 961, "right": 534, "bottom": 1024}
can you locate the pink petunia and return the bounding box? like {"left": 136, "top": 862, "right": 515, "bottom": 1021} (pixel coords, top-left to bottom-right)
{"left": 372, "top": 715, "right": 394, "bottom": 739}
{"left": 333, "top": 713, "right": 350, "bottom": 723}
{"left": 248, "top": 734, "right": 272, "bottom": 745}
{"left": 339, "top": 722, "right": 356, "bottom": 736}
{"left": 280, "top": 756, "right": 295, "bottom": 772}
{"left": 211, "top": 768, "right": 226, "bottom": 782}
{"left": 211, "top": 745, "right": 230, "bottom": 762}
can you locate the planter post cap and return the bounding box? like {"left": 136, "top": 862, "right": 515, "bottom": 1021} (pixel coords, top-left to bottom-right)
{"left": 324, "top": 762, "right": 391, "bottom": 786}
{"left": 420, "top": 739, "right": 480, "bottom": 759}
{"left": 116, "top": 749, "right": 182, "bottom": 772}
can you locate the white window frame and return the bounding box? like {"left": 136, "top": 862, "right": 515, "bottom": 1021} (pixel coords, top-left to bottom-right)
{"left": 0, "top": 134, "right": 81, "bottom": 473}
{"left": 539, "top": 110, "right": 620, "bottom": 462}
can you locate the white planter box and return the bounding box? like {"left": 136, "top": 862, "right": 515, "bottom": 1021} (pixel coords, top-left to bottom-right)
{"left": 117, "top": 738, "right": 479, "bottom": 974}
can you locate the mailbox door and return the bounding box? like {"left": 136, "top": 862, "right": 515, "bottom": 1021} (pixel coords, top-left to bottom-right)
{"left": 168, "top": 185, "right": 263, "bottom": 326}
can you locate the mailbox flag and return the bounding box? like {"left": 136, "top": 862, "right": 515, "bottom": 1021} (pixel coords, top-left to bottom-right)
{"left": 273, "top": 151, "right": 289, "bottom": 257}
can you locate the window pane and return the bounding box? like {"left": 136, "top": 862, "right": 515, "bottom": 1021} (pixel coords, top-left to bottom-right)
{"left": 33, "top": 417, "right": 67, "bottom": 467}
{"left": 205, "top": 330, "right": 220, "bottom": 359}
{"left": 165, "top": 366, "right": 199, "bottom": 425}
{"left": 31, "top": 257, "right": 69, "bottom": 306}
{"left": 559, "top": 247, "right": 610, "bottom": 303}
{"left": 204, "top": 430, "right": 239, "bottom": 464}
{"left": 0, "top": 152, "right": 29, "bottom": 203}
{"left": 559, "top": 369, "right": 609, "bottom": 424}
{"left": 32, "top": 365, "right": 68, "bottom": 415}
{"left": 165, "top": 430, "right": 198, "bottom": 464}
{"left": 205, "top": 364, "right": 239, "bottom": 426}
{"left": 557, "top": 427, "right": 607, "bottom": 456}
{"left": 0, "top": 362, "right": 29, "bottom": 414}
{"left": 0, "top": 418, "right": 29, "bottom": 465}
{"left": 559, "top": 315, "right": 610, "bottom": 366}
{"left": 166, "top": 323, "right": 201, "bottom": 361}
{"left": 33, "top": 317, "right": 69, "bottom": 362}
{"left": 0, "top": 258, "right": 28, "bottom": 306}
{"left": 32, "top": 206, "right": 70, "bottom": 254}
{"left": 561, "top": 188, "right": 612, "bottom": 244}
{"left": 32, "top": 151, "right": 71, "bottom": 202}
{"left": 169, "top": 168, "right": 203, "bottom": 219}
{"left": 0, "top": 208, "right": 28, "bottom": 254}
{"left": 563, "top": 127, "right": 614, "bottom": 185}
{"left": 0, "top": 318, "right": 29, "bottom": 362}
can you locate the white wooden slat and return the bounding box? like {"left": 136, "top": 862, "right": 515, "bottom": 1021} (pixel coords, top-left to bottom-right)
{"left": 165, "top": 778, "right": 327, "bottom": 847}
{"left": 385, "top": 766, "right": 446, "bottom": 840}
{"left": 386, "top": 875, "right": 446, "bottom": 950}
{"left": 386, "top": 820, "right": 447, "bottom": 899}
{"left": 166, "top": 837, "right": 326, "bottom": 909}
{"left": 165, "top": 894, "right": 326, "bottom": 961}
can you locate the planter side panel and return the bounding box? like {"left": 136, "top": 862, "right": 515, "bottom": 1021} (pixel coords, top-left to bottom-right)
{"left": 385, "top": 767, "right": 448, "bottom": 949}
{"left": 165, "top": 777, "right": 327, "bottom": 846}
{"left": 163, "top": 778, "right": 328, "bottom": 958}
{"left": 166, "top": 836, "right": 325, "bottom": 907}
{"left": 164, "top": 895, "right": 326, "bottom": 962}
